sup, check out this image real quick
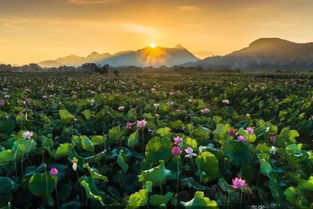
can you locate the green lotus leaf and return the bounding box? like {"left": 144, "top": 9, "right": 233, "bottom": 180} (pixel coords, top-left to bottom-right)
{"left": 127, "top": 108, "right": 137, "bottom": 121}
{"left": 223, "top": 140, "right": 253, "bottom": 166}
{"left": 80, "top": 136, "right": 94, "bottom": 152}
{"left": 0, "top": 177, "right": 17, "bottom": 193}
{"left": 258, "top": 156, "right": 272, "bottom": 176}
{"left": 180, "top": 177, "right": 210, "bottom": 191}
{"left": 244, "top": 133, "right": 256, "bottom": 143}
{"left": 12, "top": 138, "right": 36, "bottom": 158}
{"left": 55, "top": 143, "right": 72, "bottom": 158}
{"left": 191, "top": 126, "right": 211, "bottom": 145}
{"left": 40, "top": 136, "right": 54, "bottom": 149}
{"left": 159, "top": 103, "right": 170, "bottom": 113}
{"left": 82, "top": 109, "right": 92, "bottom": 120}
{"left": 195, "top": 151, "right": 219, "bottom": 183}
{"left": 90, "top": 135, "right": 105, "bottom": 146}
{"left": 156, "top": 127, "right": 171, "bottom": 137}
{"left": 0, "top": 177, "right": 17, "bottom": 204}
{"left": 183, "top": 137, "right": 198, "bottom": 150}
{"left": 83, "top": 163, "right": 108, "bottom": 182}
{"left": 277, "top": 127, "right": 299, "bottom": 146}
{"left": 284, "top": 186, "right": 298, "bottom": 203}
{"left": 0, "top": 118, "right": 16, "bottom": 134}
{"left": 149, "top": 192, "right": 173, "bottom": 206}
{"left": 25, "top": 163, "right": 46, "bottom": 176}
{"left": 59, "top": 109, "right": 73, "bottom": 123}
{"left": 138, "top": 160, "right": 171, "bottom": 185}
{"left": 169, "top": 120, "right": 184, "bottom": 129}
{"left": 128, "top": 130, "right": 139, "bottom": 147}
{"left": 108, "top": 125, "right": 125, "bottom": 145}
{"left": 28, "top": 173, "right": 56, "bottom": 196}
{"left": 285, "top": 143, "right": 302, "bottom": 156}
{"left": 117, "top": 149, "right": 129, "bottom": 173}
{"left": 127, "top": 189, "right": 149, "bottom": 209}
{"left": 0, "top": 149, "right": 15, "bottom": 164}
{"left": 213, "top": 123, "right": 231, "bottom": 142}
{"left": 79, "top": 176, "right": 105, "bottom": 206}
{"left": 181, "top": 191, "right": 219, "bottom": 208}
{"left": 298, "top": 176, "right": 313, "bottom": 190}
{"left": 141, "top": 136, "right": 171, "bottom": 169}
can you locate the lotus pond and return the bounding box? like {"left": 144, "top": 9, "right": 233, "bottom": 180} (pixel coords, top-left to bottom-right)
{"left": 0, "top": 72, "right": 312, "bottom": 208}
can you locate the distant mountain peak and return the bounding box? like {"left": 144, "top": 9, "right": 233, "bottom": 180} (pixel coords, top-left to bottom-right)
{"left": 38, "top": 51, "right": 112, "bottom": 67}
{"left": 87, "top": 51, "right": 101, "bottom": 57}
{"left": 249, "top": 38, "right": 292, "bottom": 47}
{"left": 97, "top": 45, "right": 199, "bottom": 67}
{"left": 175, "top": 44, "right": 185, "bottom": 49}
{"left": 186, "top": 37, "right": 313, "bottom": 71}
{"left": 38, "top": 45, "right": 198, "bottom": 68}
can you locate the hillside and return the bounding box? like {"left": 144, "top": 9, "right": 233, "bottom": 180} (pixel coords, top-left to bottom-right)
{"left": 187, "top": 38, "right": 313, "bottom": 70}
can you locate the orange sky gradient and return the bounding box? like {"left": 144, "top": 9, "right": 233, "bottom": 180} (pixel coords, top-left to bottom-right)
{"left": 1, "top": 0, "right": 313, "bottom": 64}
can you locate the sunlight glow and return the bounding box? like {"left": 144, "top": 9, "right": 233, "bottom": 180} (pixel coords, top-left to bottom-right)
{"left": 150, "top": 43, "right": 157, "bottom": 48}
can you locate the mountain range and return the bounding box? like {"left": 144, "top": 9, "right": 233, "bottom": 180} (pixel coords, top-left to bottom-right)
{"left": 38, "top": 52, "right": 111, "bottom": 67}
{"left": 185, "top": 38, "right": 313, "bottom": 70}
{"left": 37, "top": 38, "right": 313, "bottom": 70}
{"left": 38, "top": 45, "right": 199, "bottom": 68}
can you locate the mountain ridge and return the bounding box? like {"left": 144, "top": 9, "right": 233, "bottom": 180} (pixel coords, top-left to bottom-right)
{"left": 95, "top": 45, "right": 199, "bottom": 67}
{"left": 186, "top": 38, "right": 313, "bottom": 70}
{"left": 38, "top": 45, "right": 199, "bottom": 68}
{"left": 38, "top": 52, "right": 112, "bottom": 67}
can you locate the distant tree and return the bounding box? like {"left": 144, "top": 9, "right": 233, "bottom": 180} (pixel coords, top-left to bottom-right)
{"left": 0, "top": 64, "right": 12, "bottom": 72}
{"left": 113, "top": 70, "right": 119, "bottom": 77}
{"left": 82, "top": 63, "right": 98, "bottom": 72}
{"left": 28, "top": 63, "right": 42, "bottom": 71}
{"left": 96, "top": 64, "right": 109, "bottom": 74}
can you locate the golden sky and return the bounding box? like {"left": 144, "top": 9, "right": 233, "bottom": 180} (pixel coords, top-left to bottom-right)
{"left": 1, "top": 0, "right": 313, "bottom": 64}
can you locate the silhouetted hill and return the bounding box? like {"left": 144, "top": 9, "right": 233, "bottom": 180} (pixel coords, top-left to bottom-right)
{"left": 186, "top": 38, "right": 313, "bottom": 70}
{"left": 38, "top": 52, "right": 111, "bottom": 67}
{"left": 96, "top": 45, "right": 199, "bottom": 67}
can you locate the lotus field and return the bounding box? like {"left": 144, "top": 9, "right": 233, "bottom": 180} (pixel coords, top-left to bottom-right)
{"left": 0, "top": 72, "right": 312, "bottom": 209}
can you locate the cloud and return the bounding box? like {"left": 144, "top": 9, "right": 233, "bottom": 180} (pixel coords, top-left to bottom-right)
{"left": 178, "top": 5, "right": 202, "bottom": 11}
{"left": 122, "top": 22, "right": 156, "bottom": 35}
{"left": 67, "top": 0, "right": 115, "bottom": 4}
{"left": 0, "top": 16, "right": 29, "bottom": 27}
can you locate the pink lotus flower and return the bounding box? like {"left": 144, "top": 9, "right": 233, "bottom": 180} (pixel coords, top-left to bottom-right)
{"left": 201, "top": 107, "right": 210, "bottom": 114}
{"left": 237, "top": 135, "right": 246, "bottom": 142}
{"left": 126, "top": 122, "right": 133, "bottom": 129}
{"left": 0, "top": 99, "right": 5, "bottom": 106}
{"left": 269, "top": 135, "right": 276, "bottom": 142}
{"left": 176, "top": 109, "right": 182, "bottom": 114}
{"left": 232, "top": 177, "right": 247, "bottom": 189}
{"left": 246, "top": 127, "right": 254, "bottom": 134}
{"left": 49, "top": 167, "right": 58, "bottom": 176}
{"left": 22, "top": 131, "right": 34, "bottom": 139}
{"left": 136, "top": 119, "right": 147, "bottom": 128}
{"left": 184, "top": 147, "right": 197, "bottom": 158}
{"left": 227, "top": 128, "right": 236, "bottom": 136}
{"left": 171, "top": 145, "right": 182, "bottom": 156}
{"left": 173, "top": 136, "right": 183, "bottom": 144}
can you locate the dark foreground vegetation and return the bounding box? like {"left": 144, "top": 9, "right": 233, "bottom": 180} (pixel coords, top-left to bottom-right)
{"left": 0, "top": 71, "right": 312, "bottom": 208}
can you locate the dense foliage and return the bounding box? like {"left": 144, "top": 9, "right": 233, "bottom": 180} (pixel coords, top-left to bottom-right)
{"left": 0, "top": 72, "right": 312, "bottom": 208}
